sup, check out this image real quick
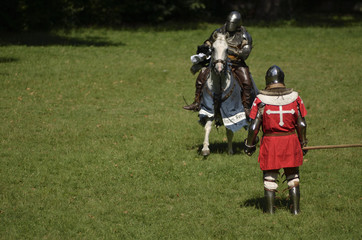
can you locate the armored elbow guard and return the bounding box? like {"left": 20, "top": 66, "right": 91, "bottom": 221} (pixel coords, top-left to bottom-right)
{"left": 239, "top": 32, "right": 252, "bottom": 60}
{"left": 244, "top": 104, "right": 264, "bottom": 155}
{"left": 247, "top": 117, "right": 261, "bottom": 146}
{"left": 296, "top": 108, "right": 308, "bottom": 147}
{"left": 239, "top": 45, "right": 252, "bottom": 60}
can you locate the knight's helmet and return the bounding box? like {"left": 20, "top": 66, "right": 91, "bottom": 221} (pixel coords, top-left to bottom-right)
{"left": 226, "top": 11, "right": 242, "bottom": 32}
{"left": 265, "top": 65, "right": 285, "bottom": 88}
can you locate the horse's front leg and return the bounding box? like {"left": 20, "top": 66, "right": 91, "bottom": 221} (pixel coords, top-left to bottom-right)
{"left": 202, "top": 120, "right": 212, "bottom": 156}
{"left": 226, "top": 128, "right": 234, "bottom": 155}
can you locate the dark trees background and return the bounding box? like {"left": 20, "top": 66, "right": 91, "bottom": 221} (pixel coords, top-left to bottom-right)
{"left": 1, "top": 0, "right": 361, "bottom": 31}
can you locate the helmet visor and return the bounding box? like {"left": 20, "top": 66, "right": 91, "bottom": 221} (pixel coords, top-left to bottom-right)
{"left": 226, "top": 22, "right": 238, "bottom": 32}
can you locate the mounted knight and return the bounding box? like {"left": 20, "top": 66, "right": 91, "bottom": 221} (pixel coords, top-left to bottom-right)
{"left": 197, "top": 32, "right": 253, "bottom": 156}
{"left": 184, "top": 11, "right": 255, "bottom": 117}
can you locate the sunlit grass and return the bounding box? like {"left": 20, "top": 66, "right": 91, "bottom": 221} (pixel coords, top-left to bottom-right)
{"left": 0, "top": 25, "right": 361, "bottom": 239}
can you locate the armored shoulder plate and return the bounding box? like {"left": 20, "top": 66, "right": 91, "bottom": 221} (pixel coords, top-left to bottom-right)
{"left": 243, "top": 31, "right": 252, "bottom": 46}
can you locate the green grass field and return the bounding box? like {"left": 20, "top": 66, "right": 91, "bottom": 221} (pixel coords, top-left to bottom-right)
{"left": 1, "top": 24, "right": 361, "bottom": 239}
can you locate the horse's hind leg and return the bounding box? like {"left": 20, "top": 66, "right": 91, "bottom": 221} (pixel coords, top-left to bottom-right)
{"left": 226, "top": 128, "right": 234, "bottom": 155}
{"left": 202, "top": 120, "right": 212, "bottom": 156}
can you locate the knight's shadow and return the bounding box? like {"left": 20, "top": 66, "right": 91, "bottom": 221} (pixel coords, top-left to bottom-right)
{"left": 241, "top": 196, "right": 290, "bottom": 212}
{"left": 241, "top": 196, "right": 264, "bottom": 210}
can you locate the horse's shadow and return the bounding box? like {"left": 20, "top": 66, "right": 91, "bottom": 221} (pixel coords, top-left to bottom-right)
{"left": 241, "top": 196, "right": 290, "bottom": 212}
{"left": 196, "top": 141, "right": 246, "bottom": 155}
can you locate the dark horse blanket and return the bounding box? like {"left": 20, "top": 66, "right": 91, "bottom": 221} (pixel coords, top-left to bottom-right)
{"left": 199, "top": 71, "right": 258, "bottom": 132}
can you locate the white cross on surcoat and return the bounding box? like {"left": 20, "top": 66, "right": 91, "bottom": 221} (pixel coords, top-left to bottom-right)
{"left": 266, "top": 106, "right": 295, "bottom": 126}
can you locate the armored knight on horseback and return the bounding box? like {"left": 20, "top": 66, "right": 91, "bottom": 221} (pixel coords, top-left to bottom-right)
{"left": 183, "top": 11, "right": 254, "bottom": 116}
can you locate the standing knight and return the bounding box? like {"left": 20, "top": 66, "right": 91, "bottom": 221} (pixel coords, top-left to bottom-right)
{"left": 183, "top": 11, "right": 255, "bottom": 116}
{"left": 244, "top": 65, "right": 308, "bottom": 214}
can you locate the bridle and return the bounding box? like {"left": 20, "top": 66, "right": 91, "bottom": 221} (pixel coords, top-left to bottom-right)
{"left": 213, "top": 59, "right": 226, "bottom": 66}
{"left": 211, "top": 46, "right": 228, "bottom": 74}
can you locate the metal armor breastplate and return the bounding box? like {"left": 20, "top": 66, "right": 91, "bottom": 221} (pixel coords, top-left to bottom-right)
{"left": 226, "top": 32, "right": 243, "bottom": 49}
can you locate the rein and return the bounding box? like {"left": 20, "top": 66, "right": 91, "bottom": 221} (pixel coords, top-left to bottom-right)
{"left": 207, "top": 33, "right": 234, "bottom": 102}
{"left": 205, "top": 65, "right": 235, "bottom": 102}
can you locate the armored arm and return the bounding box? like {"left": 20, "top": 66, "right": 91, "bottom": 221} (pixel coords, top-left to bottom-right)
{"left": 239, "top": 31, "right": 252, "bottom": 60}
{"left": 295, "top": 107, "right": 308, "bottom": 155}
{"left": 244, "top": 104, "right": 264, "bottom": 156}
{"left": 227, "top": 31, "right": 253, "bottom": 61}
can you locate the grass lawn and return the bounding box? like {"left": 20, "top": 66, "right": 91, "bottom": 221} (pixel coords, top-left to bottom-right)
{"left": 0, "top": 24, "right": 361, "bottom": 239}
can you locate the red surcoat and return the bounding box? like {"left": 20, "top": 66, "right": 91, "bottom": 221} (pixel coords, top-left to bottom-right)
{"left": 249, "top": 92, "right": 307, "bottom": 171}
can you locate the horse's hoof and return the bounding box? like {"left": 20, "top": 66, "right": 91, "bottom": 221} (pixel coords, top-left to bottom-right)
{"left": 201, "top": 149, "right": 210, "bottom": 156}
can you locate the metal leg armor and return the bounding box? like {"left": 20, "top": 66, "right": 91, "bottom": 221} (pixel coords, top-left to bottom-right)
{"left": 264, "top": 189, "right": 275, "bottom": 214}
{"left": 284, "top": 167, "right": 301, "bottom": 215}
{"left": 233, "top": 66, "right": 252, "bottom": 116}
{"left": 289, "top": 186, "right": 300, "bottom": 215}
{"left": 183, "top": 68, "right": 210, "bottom": 111}
{"left": 263, "top": 170, "right": 278, "bottom": 214}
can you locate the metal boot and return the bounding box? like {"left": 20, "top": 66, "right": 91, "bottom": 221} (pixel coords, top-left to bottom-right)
{"left": 183, "top": 68, "right": 209, "bottom": 111}
{"left": 289, "top": 186, "right": 300, "bottom": 215}
{"left": 264, "top": 189, "right": 275, "bottom": 214}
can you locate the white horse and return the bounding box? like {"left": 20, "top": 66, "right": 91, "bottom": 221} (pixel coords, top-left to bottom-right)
{"left": 199, "top": 32, "right": 249, "bottom": 156}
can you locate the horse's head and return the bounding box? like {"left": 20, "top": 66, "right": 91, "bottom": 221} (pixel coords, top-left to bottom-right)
{"left": 211, "top": 32, "right": 229, "bottom": 75}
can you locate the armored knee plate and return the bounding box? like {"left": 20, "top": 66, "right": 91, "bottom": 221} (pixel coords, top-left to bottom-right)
{"left": 289, "top": 186, "right": 300, "bottom": 215}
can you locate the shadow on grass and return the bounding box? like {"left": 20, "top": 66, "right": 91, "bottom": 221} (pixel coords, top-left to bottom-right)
{"left": 117, "top": 13, "right": 362, "bottom": 31}
{"left": 0, "top": 32, "right": 125, "bottom": 47}
{"left": 243, "top": 13, "right": 362, "bottom": 28}
{"left": 241, "top": 195, "right": 290, "bottom": 212}
{"left": 196, "top": 141, "right": 247, "bottom": 155}
{"left": 0, "top": 57, "right": 18, "bottom": 75}
{"left": 114, "top": 13, "right": 362, "bottom": 31}
{"left": 1, "top": 13, "right": 360, "bottom": 47}
{"left": 0, "top": 57, "right": 18, "bottom": 63}
{"left": 242, "top": 196, "right": 264, "bottom": 210}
